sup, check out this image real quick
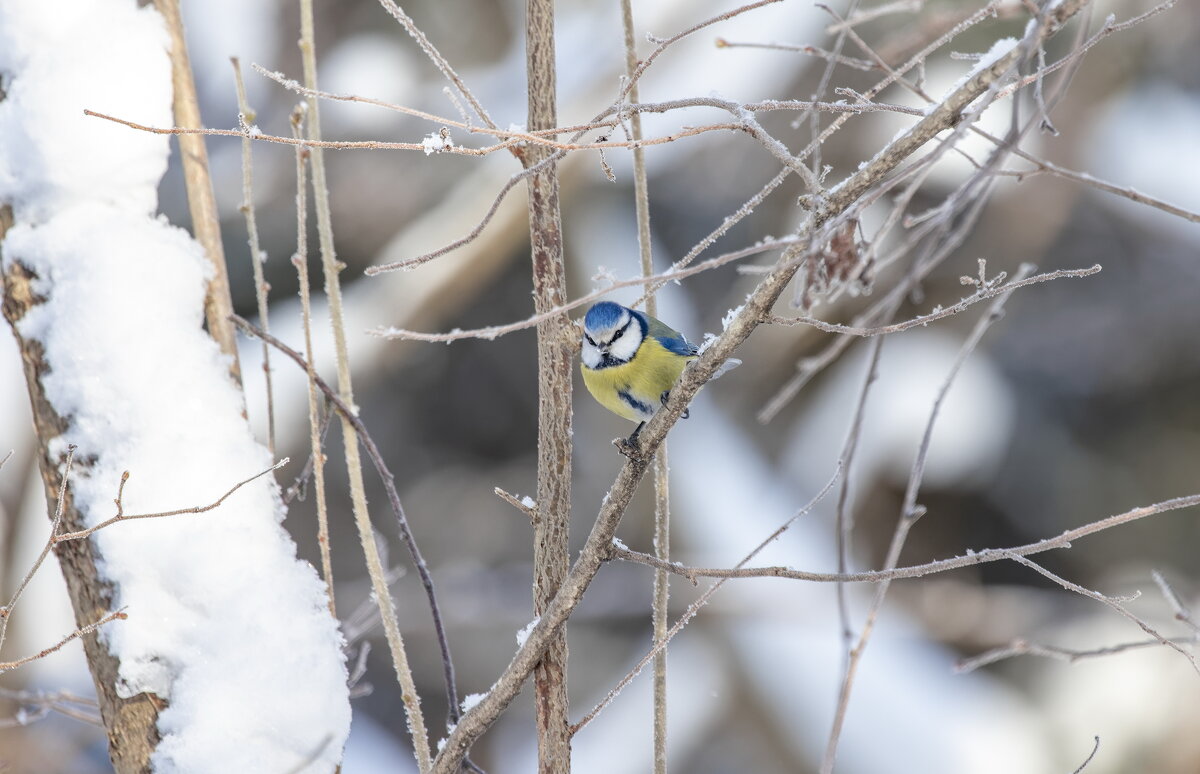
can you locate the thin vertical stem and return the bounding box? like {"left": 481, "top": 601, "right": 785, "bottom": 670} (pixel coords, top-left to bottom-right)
{"left": 297, "top": 0, "right": 431, "bottom": 769}
{"left": 525, "top": 0, "right": 573, "bottom": 770}
{"left": 619, "top": 1, "right": 669, "bottom": 770}
{"left": 289, "top": 112, "right": 335, "bottom": 619}
{"left": 152, "top": 0, "right": 241, "bottom": 385}
{"left": 231, "top": 59, "right": 276, "bottom": 459}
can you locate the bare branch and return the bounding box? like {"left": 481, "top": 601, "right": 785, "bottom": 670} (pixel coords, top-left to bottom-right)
{"left": 1005, "top": 553, "right": 1200, "bottom": 675}
{"left": 151, "top": 0, "right": 241, "bottom": 384}
{"left": 49, "top": 461, "right": 285, "bottom": 544}
{"left": 767, "top": 265, "right": 1101, "bottom": 335}
{"left": 375, "top": 0, "right": 499, "bottom": 130}
{"left": 615, "top": 494, "right": 1200, "bottom": 585}
{"left": 1072, "top": 737, "right": 1101, "bottom": 774}
{"left": 0, "top": 610, "right": 127, "bottom": 673}
{"left": 955, "top": 635, "right": 1199, "bottom": 673}
{"left": 0, "top": 445, "right": 76, "bottom": 654}
{"left": 494, "top": 488, "right": 535, "bottom": 522}
{"left": 1152, "top": 570, "right": 1198, "bottom": 633}
{"left": 824, "top": 0, "right": 923, "bottom": 32}
{"left": 372, "top": 237, "right": 796, "bottom": 342}
{"left": 232, "top": 58, "right": 276, "bottom": 459}
{"left": 0, "top": 688, "right": 100, "bottom": 727}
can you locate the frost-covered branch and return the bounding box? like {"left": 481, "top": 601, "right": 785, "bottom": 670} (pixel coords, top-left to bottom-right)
{"left": 51, "top": 460, "right": 287, "bottom": 544}
{"left": 0, "top": 609, "right": 127, "bottom": 674}
{"left": 766, "top": 264, "right": 1101, "bottom": 336}
{"left": 372, "top": 238, "right": 797, "bottom": 342}
{"left": 1004, "top": 553, "right": 1200, "bottom": 675}
{"left": 607, "top": 492, "right": 1200, "bottom": 585}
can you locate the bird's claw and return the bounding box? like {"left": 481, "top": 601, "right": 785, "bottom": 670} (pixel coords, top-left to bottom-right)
{"left": 613, "top": 435, "right": 644, "bottom": 460}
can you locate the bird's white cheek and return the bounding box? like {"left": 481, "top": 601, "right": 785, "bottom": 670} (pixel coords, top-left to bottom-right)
{"left": 609, "top": 332, "right": 641, "bottom": 362}
{"left": 581, "top": 342, "right": 602, "bottom": 369}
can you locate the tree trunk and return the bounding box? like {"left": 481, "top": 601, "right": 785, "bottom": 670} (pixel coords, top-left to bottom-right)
{"left": 523, "top": 0, "right": 573, "bottom": 770}
{"left": 2, "top": 208, "right": 162, "bottom": 773}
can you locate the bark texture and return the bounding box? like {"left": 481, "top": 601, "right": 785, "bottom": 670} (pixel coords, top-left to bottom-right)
{"left": 524, "top": 0, "right": 573, "bottom": 770}
{"left": 2, "top": 208, "right": 163, "bottom": 773}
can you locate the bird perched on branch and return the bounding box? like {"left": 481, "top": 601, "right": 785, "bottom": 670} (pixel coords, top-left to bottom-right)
{"left": 580, "top": 300, "right": 706, "bottom": 450}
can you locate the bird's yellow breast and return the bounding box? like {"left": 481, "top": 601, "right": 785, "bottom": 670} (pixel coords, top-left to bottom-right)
{"left": 581, "top": 336, "right": 695, "bottom": 422}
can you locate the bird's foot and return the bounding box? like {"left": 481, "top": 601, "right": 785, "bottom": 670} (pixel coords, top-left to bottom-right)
{"left": 614, "top": 423, "right": 646, "bottom": 460}
{"left": 660, "top": 390, "right": 689, "bottom": 419}
{"left": 613, "top": 435, "right": 644, "bottom": 460}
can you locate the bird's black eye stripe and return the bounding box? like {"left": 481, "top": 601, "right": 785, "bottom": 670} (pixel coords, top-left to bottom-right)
{"left": 584, "top": 334, "right": 597, "bottom": 346}
{"left": 612, "top": 320, "right": 630, "bottom": 340}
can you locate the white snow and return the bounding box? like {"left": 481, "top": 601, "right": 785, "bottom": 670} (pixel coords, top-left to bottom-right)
{"left": 459, "top": 692, "right": 486, "bottom": 713}
{"left": 516, "top": 617, "right": 540, "bottom": 647}
{"left": 0, "top": 2, "right": 350, "bottom": 772}
{"left": 938, "top": 37, "right": 1019, "bottom": 103}
{"left": 520, "top": 495, "right": 536, "bottom": 509}
{"left": 421, "top": 131, "right": 454, "bottom": 155}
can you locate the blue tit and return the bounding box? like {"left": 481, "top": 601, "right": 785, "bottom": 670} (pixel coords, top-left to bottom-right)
{"left": 580, "top": 301, "right": 699, "bottom": 443}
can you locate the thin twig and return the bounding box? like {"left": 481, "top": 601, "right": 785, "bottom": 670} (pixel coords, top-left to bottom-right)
{"left": 281, "top": 387, "right": 333, "bottom": 506}
{"left": 0, "top": 445, "right": 76, "bottom": 654}
{"left": 297, "top": 0, "right": 431, "bottom": 765}
{"left": 494, "top": 488, "right": 535, "bottom": 521}
{"left": 52, "top": 460, "right": 287, "bottom": 544}
{"left": 375, "top": 0, "right": 499, "bottom": 131}
{"left": 0, "top": 688, "right": 101, "bottom": 727}
{"left": 824, "top": 0, "right": 923, "bottom": 32}
{"left": 0, "top": 610, "right": 127, "bottom": 673}
{"left": 955, "top": 634, "right": 1199, "bottom": 673}
{"left": 833, "top": 314, "right": 890, "bottom": 673}
{"left": 232, "top": 58, "right": 276, "bottom": 459}
{"left": 610, "top": 493, "right": 1200, "bottom": 585}
{"left": 620, "top": 0, "right": 669, "bottom": 767}
{"left": 290, "top": 106, "right": 336, "bottom": 618}
{"left": 1152, "top": 570, "right": 1198, "bottom": 633}
{"left": 373, "top": 237, "right": 798, "bottom": 342}
{"left": 717, "top": 38, "right": 880, "bottom": 71}
{"left": 1005, "top": 553, "right": 1200, "bottom": 675}
{"left": 766, "top": 265, "right": 1101, "bottom": 335}
{"left": 1072, "top": 736, "right": 1101, "bottom": 774}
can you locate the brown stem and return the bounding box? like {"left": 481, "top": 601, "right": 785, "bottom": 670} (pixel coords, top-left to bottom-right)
{"left": 151, "top": 0, "right": 241, "bottom": 386}
{"left": 2, "top": 209, "right": 162, "bottom": 772}
{"left": 524, "top": 0, "right": 572, "bottom": 770}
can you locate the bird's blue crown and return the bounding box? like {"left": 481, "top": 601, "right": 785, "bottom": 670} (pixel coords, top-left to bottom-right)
{"left": 584, "top": 301, "right": 628, "bottom": 331}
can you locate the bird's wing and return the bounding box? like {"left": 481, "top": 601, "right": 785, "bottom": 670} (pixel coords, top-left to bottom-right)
{"left": 643, "top": 313, "right": 698, "bottom": 357}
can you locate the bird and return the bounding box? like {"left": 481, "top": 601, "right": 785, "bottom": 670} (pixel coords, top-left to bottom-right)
{"left": 580, "top": 301, "right": 699, "bottom": 448}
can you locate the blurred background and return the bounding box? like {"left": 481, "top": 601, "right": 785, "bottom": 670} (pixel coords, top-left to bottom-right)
{"left": 3, "top": 0, "right": 1200, "bottom": 771}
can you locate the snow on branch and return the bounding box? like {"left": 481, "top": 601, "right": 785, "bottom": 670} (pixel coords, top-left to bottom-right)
{"left": 0, "top": 2, "right": 350, "bottom": 770}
